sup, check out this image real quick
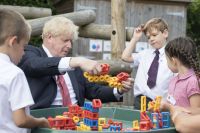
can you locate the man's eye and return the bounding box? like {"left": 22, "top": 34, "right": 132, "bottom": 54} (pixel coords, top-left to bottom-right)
{"left": 64, "top": 40, "right": 69, "bottom": 42}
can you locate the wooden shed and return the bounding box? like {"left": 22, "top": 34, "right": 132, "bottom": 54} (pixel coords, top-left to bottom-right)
{"left": 55, "top": 0, "right": 191, "bottom": 106}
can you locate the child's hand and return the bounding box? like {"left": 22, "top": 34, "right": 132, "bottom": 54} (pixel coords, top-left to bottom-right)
{"left": 132, "top": 25, "right": 144, "bottom": 41}
{"left": 169, "top": 106, "right": 191, "bottom": 122}
{"left": 38, "top": 117, "right": 50, "bottom": 128}
{"left": 160, "top": 101, "right": 171, "bottom": 111}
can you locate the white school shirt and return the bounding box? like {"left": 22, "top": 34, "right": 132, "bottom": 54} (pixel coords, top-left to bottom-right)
{"left": 42, "top": 45, "right": 122, "bottom": 105}
{"left": 0, "top": 53, "right": 34, "bottom": 133}
{"left": 132, "top": 46, "right": 174, "bottom": 100}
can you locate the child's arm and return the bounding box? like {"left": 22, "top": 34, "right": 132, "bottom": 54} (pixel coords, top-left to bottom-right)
{"left": 121, "top": 26, "right": 143, "bottom": 63}
{"left": 189, "top": 94, "right": 200, "bottom": 107}
{"left": 171, "top": 106, "right": 200, "bottom": 133}
{"left": 13, "top": 108, "right": 50, "bottom": 128}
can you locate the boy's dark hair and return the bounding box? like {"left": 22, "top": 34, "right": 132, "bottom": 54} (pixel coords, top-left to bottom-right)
{"left": 0, "top": 9, "right": 31, "bottom": 45}
{"left": 165, "top": 37, "right": 200, "bottom": 78}
{"left": 143, "top": 18, "right": 168, "bottom": 35}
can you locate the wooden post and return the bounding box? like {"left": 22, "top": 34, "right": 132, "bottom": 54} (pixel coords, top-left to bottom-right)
{"left": 111, "top": 0, "right": 126, "bottom": 59}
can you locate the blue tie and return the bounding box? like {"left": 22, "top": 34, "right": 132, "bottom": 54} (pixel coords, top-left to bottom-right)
{"left": 147, "top": 50, "right": 160, "bottom": 88}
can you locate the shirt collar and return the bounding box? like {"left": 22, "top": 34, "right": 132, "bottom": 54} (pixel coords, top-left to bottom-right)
{"left": 42, "top": 45, "right": 53, "bottom": 57}
{"left": 0, "top": 53, "right": 11, "bottom": 63}
{"left": 177, "top": 69, "right": 195, "bottom": 80}
{"left": 150, "top": 45, "right": 165, "bottom": 56}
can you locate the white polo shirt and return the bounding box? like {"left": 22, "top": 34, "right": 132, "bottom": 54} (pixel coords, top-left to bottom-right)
{"left": 0, "top": 53, "right": 34, "bottom": 133}
{"left": 132, "top": 46, "right": 174, "bottom": 100}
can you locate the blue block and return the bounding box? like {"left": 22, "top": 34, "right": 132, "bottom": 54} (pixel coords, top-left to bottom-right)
{"left": 110, "top": 125, "right": 120, "bottom": 131}
{"left": 84, "top": 102, "right": 99, "bottom": 112}
{"left": 161, "top": 112, "right": 170, "bottom": 128}
{"left": 83, "top": 118, "right": 98, "bottom": 127}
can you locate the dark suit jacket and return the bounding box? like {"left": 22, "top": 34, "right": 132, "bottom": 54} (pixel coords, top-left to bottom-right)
{"left": 18, "top": 45, "right": 120, "bottom": 109}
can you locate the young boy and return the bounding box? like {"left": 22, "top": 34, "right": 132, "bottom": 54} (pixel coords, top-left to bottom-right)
{"left": 0, "top": 9, "right": 50, "bottom": 133}
{"left": 122, "top": 18, "right": 174, "bottom": 110}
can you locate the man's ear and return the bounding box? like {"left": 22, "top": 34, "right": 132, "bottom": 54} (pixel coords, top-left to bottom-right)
{"left": 46, "top": 34, "right": 53, "bottom": 43}
{"left": 8, "top": 36, "right": 17, "bottom": 47}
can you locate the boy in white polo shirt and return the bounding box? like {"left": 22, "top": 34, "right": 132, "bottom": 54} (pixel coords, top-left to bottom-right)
{"left": 0, "top": 9, "right": 50, "bottom": 133}
{"left": 122, "top": 18, "right": 174, "bottom": 110}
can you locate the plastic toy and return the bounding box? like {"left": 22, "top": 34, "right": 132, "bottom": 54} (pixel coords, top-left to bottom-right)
{"left": 84, "top": 64, "right": 130, "bottom": 90}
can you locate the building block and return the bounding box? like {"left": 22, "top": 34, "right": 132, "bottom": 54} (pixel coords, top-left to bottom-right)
{"left": 113, "top": 121, "right": 123, "bottom": 130}
{"left": 84, "top": 102, "right": 99, "bottom": 113}
{"left": 133, "top": 120, "right": 140, "bottom": 130}
{"left": 98, "top": 118, "right": 106, "bottom": 126}
{"left": 140, "top": 121, "right": 151, "bottom": 131}
{"left": 92, "top": 99, "right": 102, "bottom": 108}
{"left": 100, "top": 64, "right": 110, "bottom": 75}
{"left": 110, "top": 125, "right": 121, "bottom": 131}
{"left": 84, "top": 118, "right": 98, "bottom": 127}
{"left": 116, "top": 72, "right": 130, "bottom": 82}
{"left": 84, "top": 110, "right": 99, "bottom": 120}
{"left": 161, "top": 112, "right": 170, "bottom": 128}
{"left": 151, "top": 113, "right": 159, "bottom": 129}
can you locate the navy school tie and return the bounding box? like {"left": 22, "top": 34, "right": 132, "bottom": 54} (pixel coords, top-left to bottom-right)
{"left": 147, "top": 49, "right": 160, "bottom": 88}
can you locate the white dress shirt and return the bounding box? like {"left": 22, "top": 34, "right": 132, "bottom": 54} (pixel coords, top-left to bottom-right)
{"left": 132, "top": 46, "right": 174, "bottom": 100}
{"left": 0, "top": 53, "right": 34, "bottom": 133}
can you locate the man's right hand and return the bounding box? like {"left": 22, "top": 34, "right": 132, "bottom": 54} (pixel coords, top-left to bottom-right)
{"left": 70, "top": 57, "right": 102, "bottom": 75}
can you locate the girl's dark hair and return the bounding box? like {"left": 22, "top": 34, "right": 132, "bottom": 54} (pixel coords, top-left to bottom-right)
{"left": 165, "top": 37, "right": 200, "bottom": 79}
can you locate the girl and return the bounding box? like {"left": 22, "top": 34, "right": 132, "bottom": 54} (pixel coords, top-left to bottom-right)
{"left": 165, "top": 37, "right": 200, "bottom": 108}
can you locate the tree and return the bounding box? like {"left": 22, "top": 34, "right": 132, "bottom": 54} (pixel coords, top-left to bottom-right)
{"left": 187, "top": 0, "right": 200, "bottom": 46}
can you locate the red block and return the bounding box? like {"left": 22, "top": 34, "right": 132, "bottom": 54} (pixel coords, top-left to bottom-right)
{"left": 116, "top": 72, "right": 130, "bottom": 82}
{"left": 140, "top": 121, "right": 151, "bottom": 131}
{"left": 92, "top": 99, "right": 102, "bottom": 108}
{"left": 68, "top": 104, "right": 82, "bottom": 113}
{"left": 100, "top": 64, "right": 110, "bottom": 75}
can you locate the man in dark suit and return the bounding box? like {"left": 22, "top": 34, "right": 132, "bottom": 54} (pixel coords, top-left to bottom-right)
{"left": 18, "top": 17, "right": 133, "bottom": 109}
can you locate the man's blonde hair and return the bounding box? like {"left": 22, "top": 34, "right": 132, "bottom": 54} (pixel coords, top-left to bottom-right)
{"left": 143, "top": 18, "right": 168, "bottom": 35}
{"left": 0, "top": 9, "right": 31, "bottom": 45}
{"left": 42, "top": 17, "right": 79, "bottom": 40}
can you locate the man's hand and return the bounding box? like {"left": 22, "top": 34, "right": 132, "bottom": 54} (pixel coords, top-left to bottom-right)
{"left": 70, "top": 57, "right": 102, "bottom": 75}
{"left": 118, "top": 78, "right": 134, "bottom": 94}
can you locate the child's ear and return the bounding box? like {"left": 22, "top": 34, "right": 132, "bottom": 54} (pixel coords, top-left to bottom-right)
{"left": 163, "top": 29, "right": 168, "bottom": 38}
{"left": 171, "top": 57, "right": 178, "bottom": 66}
{"left": 8, "top": 36, "right": 17, "bottom": 47}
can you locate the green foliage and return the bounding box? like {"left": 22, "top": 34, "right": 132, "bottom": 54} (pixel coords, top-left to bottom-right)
{"left": 30, "top": 36, "right": 43, "bottom": 47}
{"left": 187, "top": 0, "right": 200, "bottom": 46}
{"left": 0, "top": 0, "right": 56, "bottom": 46}
{"left": 0, "top": 0, "right": 53, "bottom": 8}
